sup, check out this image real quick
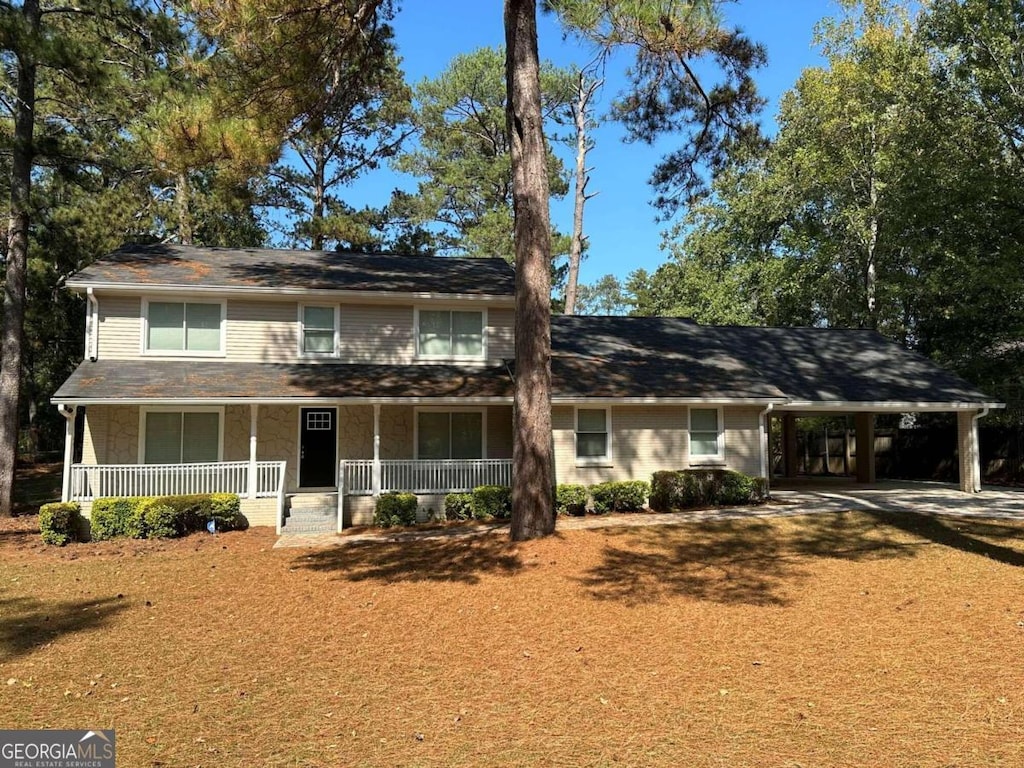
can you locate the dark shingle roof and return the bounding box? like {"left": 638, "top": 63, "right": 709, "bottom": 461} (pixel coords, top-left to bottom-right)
{"left": 552, "top": 316, "right": 996, "bottom": 405}
{"left": 68, "top": 244, "right": 515, "bottom": 296}
{"left": 54, "top": 361, "right": 514, "bottom": 401}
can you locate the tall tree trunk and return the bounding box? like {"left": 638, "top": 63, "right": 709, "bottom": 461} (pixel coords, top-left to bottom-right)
{"left": 311, "top": 141, "right": 327, "bottom": 251}
{"left": 175, "top": 171, "right": 194, "bottom": 245}
{"left": 506, "top": 0, "right": 554, "bottom": 539}
{"left": 0, "top": 0, "right": 40, "bottom": 516}
{"left": 564, "top": 70, "right": 599, "bottom": 316}
{"left": 864, "top": 127, "right": 878, "bottom": 329}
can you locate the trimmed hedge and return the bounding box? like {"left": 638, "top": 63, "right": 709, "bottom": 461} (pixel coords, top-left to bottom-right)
{"left": 443, "top": 492, "right": 473, "bottom": 521}
{"left": 555, "top": 484, "right": 588, "bottom": 516}
{"left": 650, "top": 469, "right": 766, "bottom": 511}
{"left": 39, "top": 502, "right": 84, "bottom": 546}
{"left": 89, "top": 493, "right": 245, "bottom": 540}
{"left": 374, "top": 492, "right": 418, "bottom": 528}
{"left": 590, "top": 480, "right": 649, "bottom": 513}
{"left": 471, "top": 485, "right": 512, "bottom": 520}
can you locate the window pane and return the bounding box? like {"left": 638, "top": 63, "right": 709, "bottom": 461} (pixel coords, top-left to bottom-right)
{"left": 148, "top": 302, "right": 184, "bottom": 350}
{"left": 303, "top": 329, "right": 335, "bottom": 354}
{"left": 418, "top": 311, "right": 451, "bottom": 356}
{"left": 577, "top": 433, "right": 608, "bottom": 458}
{"left": 145, "top": 412, "right": 182, "bottom": 464}
{"left": 691, "top": 433, "right": 720, "bottom": 456}
{"left": 577, "top": 409, "right": 607, "bottom": 433}
{"left": 183, "top": 412, "right": 220, "bottom": 462}
{"left": 452, "top": 333, "right": 483, "bottom": 356}
{"left": 304, "top": 306, "right": 334, "bottom": 330}
{"left": 452, "top": 311, "right": 482, "bottom": 335}
{"left": 451, "top": 412, "right": 483, "bottom": 459}
{"left": 185, "top": 303, "right": 221, "bottom": 351}
{"left": 690, "top": 408, "right": 719, "bottom": 432}
{"left": 417, "top": 412, "right": 451, "bottom": 459}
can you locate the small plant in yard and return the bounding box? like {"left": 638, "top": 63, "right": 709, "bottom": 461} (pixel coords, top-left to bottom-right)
{"left": 555, "top": 484, "right": 588, "bottom": 516}
{"left": 374, "top": 492, "right": 418, "bottom": 528}
{"left": 38, "top": 502, "right": 83, "bottom": 546}
{"left": 443, "top": 492, "right": 473, "bottom": 521}
{"left": 471, "top": 485, "right": 512, "bottom": 520}
{"left": 590, "top": 480, "right": 649, "bottom": 513}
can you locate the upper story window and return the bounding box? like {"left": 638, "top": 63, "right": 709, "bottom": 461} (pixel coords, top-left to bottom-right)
{"left": 300, "top": 305, "right": 338, "bottom": 356}
{"left": 416, "top": 309, "right": 485, "bottom": 359}
{"left": 576, "top": 407, "right": 611, "bottom": 464}
{"left": 689, "top": 407, "right": 724, "bottom": 460}
{"left": 144, "top": 300, "right": 224, "bottom": 355}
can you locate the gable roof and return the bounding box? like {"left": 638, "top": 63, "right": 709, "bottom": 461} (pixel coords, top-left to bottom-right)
{"left": 552, "top": 316, "right": 997, "bottom": 407}
{"left": 67, "top": 243, "right": 516, "bottom": 297}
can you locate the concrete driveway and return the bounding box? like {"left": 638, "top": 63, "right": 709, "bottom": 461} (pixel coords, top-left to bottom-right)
{"left": 772, "top": 479, "right": 1024, "bottom": 520}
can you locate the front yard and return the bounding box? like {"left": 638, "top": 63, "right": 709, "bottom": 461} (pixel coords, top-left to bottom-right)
{"left": 1, "top": 508, "right": 1022, "bottom": 767}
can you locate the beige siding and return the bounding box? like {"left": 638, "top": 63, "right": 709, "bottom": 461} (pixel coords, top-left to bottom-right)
{"left": 96, "top": 295, "right": 141, "bottom": 359}
{"left": 341, "top": 304, "right": 415, "bottom": 363}
{"left": 227, "top": 300, "right": 298, "bottom": 362}
{"left": 488, "top": 307, "right": 514, "bottom": 360}
{"left": 723, "top": 407, "right": 763, "bottom": 477}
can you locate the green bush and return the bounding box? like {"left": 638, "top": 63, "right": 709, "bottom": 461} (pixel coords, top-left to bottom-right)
{"left": 39, "top": 502, "right": 83, "bottom": 546}
{"left": 590, "top": 480, "right": 650, "bottom": 513}
{"left": 153, "top": 493, "right": 246, "bottom": 534}
{"left": 650, "top": 469, "right": 766, "bottom": 511}
{"left": 90, "top": 497, "right": 138, "bottom": 541}
{"left": 443, "top": 492, "right": 473, "bottom": 521}
{"left": 471, "top": 485, "right": 512, "bottom": 520}
{"left": 89, "top": 493, "right": 245, "bottom": 539}
{"left": 142, "top": 503, "right": 178, "bottom": 539}
{"left": 555, "top": 484, "right": 588, "bottom": 516}
{"left": 374, "top": 492, "right": 418, "bottom": 528}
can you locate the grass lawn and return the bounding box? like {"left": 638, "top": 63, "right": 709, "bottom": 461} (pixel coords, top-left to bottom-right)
{"left": 1, "top": 508, "right": 1023, "bottom": 767}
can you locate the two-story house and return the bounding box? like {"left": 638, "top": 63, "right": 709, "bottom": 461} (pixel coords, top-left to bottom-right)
{"left": 53, "top": 244, "right": 1000, "bottom": 533}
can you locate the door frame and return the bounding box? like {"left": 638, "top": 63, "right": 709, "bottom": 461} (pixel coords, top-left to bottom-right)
{"left": 296, "top": 406, "right": 339, "bottom": 489}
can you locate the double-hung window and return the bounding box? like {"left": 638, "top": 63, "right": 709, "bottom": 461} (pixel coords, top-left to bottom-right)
{"left": 142, "top": 409, "right": 221, "bottom": 464}
{"left": 145, "top": 300, "right": 223, "bottom": 354}
{"left": 416, "top": 411, "right": 484, "bottom": 459}
{"left": 576, "top": 407, "right": 611, "bottom": 463}
{"left": 689, "top": 407, "right": 724, "bottom": 460}
{"left": 301, "top": 305, "right": 338, "bottom": 356}
{"left": 417, "top": 309, "right": 485, "bottom": 359}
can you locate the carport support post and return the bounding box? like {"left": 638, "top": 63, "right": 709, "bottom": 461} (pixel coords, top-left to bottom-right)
{"left": 782, "top": 414, "right": 798, "bottom": 478}
{"left": 855, "top": 413, "right": 876, "bottom": 484}
{"left": 957, "top": 409, "right": 984, "bottom": 493}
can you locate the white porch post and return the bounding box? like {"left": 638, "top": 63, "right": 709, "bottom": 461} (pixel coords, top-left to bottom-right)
{"left": 372, "top": 404, "right": 381, "bottom": 497}
{"left": 957, "top": 408, "right": 988, "bottom": 493}
{"left": 248, "top": 404, "right": 259, "bottom": 499}
{"left": 59, "top": 405, "right": 77, "bottom": 502}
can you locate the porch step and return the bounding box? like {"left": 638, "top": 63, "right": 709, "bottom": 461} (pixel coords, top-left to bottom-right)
{"left": 282, "top": 504, "right": 337, "bottom": 535}
{"left": 288, "top": 493, "right": 337, "bottom": 510}
{"left": 281, "top": 520, "right": 336, "bottom": 534}
{"left": 287, "top": 505, "right": 335, "bottom": 519}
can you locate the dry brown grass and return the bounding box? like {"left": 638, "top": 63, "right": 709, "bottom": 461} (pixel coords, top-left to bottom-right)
{"left": 2, "top": 509, "right": 1023, "bottom": 767}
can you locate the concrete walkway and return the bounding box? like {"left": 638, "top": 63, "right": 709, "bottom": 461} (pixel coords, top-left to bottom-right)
{"left": 273, "top": 480, "right": 1024, "bottom": 550}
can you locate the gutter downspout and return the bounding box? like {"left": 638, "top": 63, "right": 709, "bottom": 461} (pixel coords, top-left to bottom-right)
{"left": 86, "top": 287, "right": 99, "bottom": 361}
{"left": 971, "top": 406, "right": 990, "bottom": 493}
{"left": 759, "top": 403, "right": 775, "bottom": 494}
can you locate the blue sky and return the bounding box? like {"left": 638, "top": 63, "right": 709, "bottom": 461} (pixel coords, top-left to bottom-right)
{"left": 351, "top": 1, "right": 835, "bottom": 286}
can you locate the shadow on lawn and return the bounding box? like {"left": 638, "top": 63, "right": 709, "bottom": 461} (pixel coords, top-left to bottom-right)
{"left": 297, "top": 535, "right": 522, "bottom": 585}
{"left": 864, "top": 510, "right": 1024, "bottom": 568}
{"left": 0, "top": 594, "right": 127, "bottom": 663}
{"left": 579, "top": 512, "right": 928, "bottom": 607}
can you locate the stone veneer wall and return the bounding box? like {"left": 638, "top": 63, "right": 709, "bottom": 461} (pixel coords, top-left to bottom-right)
{"left": 380, "top": 405, "right": 414, "bottom": 459}
{"left": 339, "top": 405, "right": 373, "bottom": 459}
{"left": 223, "top": 405, "right": 250, "bottom": 462}
{"left": 83, "top": 405, "right": 141, "bottom": 464}
{"left": 257, "top": 405, "right": 299, "bottom": 491}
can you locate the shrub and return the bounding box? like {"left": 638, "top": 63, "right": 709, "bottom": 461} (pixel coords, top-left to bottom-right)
{"left": 555, "top": 484, "right": 588, "bottom": 516}
{"left": 471, "top": 485, "right": 512, "bottom": 520}
{"left": 443, "top": 492, "right": 473, "bottom": 521}
{"left": 590, "top": 480, "right": 650, "bottom": 513}
{"left": 154, "top": 493, "right": 246, "bottom": 534}
{"left": 142, "top": 504, "right": 178, "bottom": 539}
{"left": 650, "top": 469, "right": 766, "bottom": 511}
{"left": 90, "top": 497, "right": 138, "bottom": 541}
{"left": 374, "top": 492, "right": 418, "bottom": 528}
{"left": 39, "top": 502, "right": 83, "bottom": 546}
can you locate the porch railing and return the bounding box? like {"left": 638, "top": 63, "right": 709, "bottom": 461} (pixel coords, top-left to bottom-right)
{"left": 69, "top": 461, "right": 286, "bottom": 502}
{"left": 340, "top": 459, "right": 513, "bottom": 496}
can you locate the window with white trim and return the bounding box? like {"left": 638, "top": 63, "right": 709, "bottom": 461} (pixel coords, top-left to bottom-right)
{"left": 689, "top": 407, "right": 724, "bottom": 459}
{"left": 576, "top": 407, "right": 610, "bottom": 462}
{"left": 300, "top": 305, "right": 338, "bottom": 356}
{"left": 145, "top": 301, "right": 223, "bottom": 353}
{"left": 142, "top": 410, "right": 221, "bottom": 464}
{"left": 416, "top": 411, "right": 484, "bottom": 459}
{"left": 417, "top": 309, "right": 484, "bottom": 358}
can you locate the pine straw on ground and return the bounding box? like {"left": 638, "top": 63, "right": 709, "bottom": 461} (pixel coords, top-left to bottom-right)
{"left": 1, "top": 510, "right": 1023, "bottom": 767}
